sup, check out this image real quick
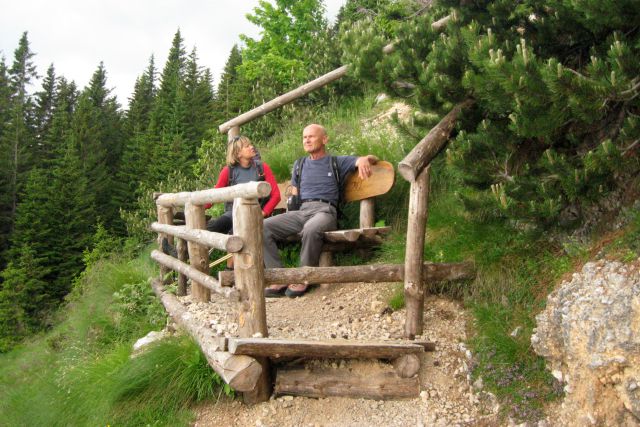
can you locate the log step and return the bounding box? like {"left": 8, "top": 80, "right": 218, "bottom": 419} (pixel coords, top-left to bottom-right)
{"left": 228, "top": 337, "right": 434, "bottom": 360}
{"left": 275, "top": 366, "right": 419, "bottom": 400}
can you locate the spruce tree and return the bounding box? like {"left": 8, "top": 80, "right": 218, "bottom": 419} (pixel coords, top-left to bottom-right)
{"left": 116, "top": 56, "right": 157, "bottom": 210}
{"left": 32, "top": 64, "right": 58, "bottom": 166}
{"left": 212, "top": 44, "right": 249, "bottom": 123}
{"left": 183, "top": 47, "right": 215, "bottom": 161}
{"left": 0, "top": 57, "right": 13, "bottom": 268}
{"left": 5, "top": 31, "right": 38, "bottom": 239}
{"left": 146, "top": 30, "right": 189, "bottom": 184}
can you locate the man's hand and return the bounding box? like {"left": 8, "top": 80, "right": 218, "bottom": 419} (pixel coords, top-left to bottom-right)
{"left": 355, "top": 155, "right": 378, "bottom": 180}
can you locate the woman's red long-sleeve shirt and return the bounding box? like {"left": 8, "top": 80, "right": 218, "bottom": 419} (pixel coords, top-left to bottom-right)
{"left": 205, "top": 162, "right": 281, "bottom": 216}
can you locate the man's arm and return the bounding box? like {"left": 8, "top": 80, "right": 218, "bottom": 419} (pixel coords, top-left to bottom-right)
{"left": 355, "top": 155, "right": 378, "bottom": 180}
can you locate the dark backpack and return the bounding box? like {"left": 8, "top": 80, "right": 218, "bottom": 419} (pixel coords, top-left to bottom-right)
{"left": 225, "top": 160, "right": 268, "bottom": 211}
{"left": 288, "top": 155, "right": 343, "bottom": 217}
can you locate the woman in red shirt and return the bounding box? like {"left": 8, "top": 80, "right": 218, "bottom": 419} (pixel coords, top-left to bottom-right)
{"left": 205, "top": 135, "right": 281, "bottom": 233}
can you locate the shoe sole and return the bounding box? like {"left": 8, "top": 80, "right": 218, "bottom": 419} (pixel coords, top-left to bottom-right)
{"left": 285, "top": 288, "right": 309, "bottom": 298}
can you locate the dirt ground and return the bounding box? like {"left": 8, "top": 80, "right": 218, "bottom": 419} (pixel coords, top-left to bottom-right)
{"left": 182, "top": 281, "right": 501, "bottom": 427}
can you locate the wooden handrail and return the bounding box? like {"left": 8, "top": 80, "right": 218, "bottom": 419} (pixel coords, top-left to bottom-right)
{"left": 218, "top": 66, "right": 349, "bottom": 133}
{"left": 151, "top": 222, "right": 243, "bottom": 253}
{"left": 398, "top": 99, "right": 474, "bottom": 182}
{"left": 156, "top": 181, "right": 271, "bottom": 207}
{"left": 151, "top": 250, "right": 239, "bottom": 301}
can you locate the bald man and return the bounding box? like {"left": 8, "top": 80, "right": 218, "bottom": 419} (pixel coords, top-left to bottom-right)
{"left": 263, "top": 124, "right": 377, "bottom": 298}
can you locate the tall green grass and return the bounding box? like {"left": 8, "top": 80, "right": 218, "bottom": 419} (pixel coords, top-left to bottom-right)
{"left": 0, "top": 247, "right": 229, "bottom": 426}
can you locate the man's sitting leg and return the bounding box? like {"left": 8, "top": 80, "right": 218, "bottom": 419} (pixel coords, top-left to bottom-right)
{"left": 263, "top": 211, "right": 306, "bottom": 297}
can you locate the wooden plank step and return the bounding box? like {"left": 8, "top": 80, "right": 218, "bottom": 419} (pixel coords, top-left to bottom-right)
{"left": 228, "top": 337, "right": 432, "bottom": 360}
{"left": 275, "top": 367, "right": 419, "bottom": 400}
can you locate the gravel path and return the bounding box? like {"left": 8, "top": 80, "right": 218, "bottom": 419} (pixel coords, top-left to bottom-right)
{"left": 178, "top": 282, "right": 499, "bottom": 426}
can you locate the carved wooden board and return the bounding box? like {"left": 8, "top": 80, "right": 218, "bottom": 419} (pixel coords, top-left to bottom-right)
{"left": 343, "top": 160, "right": 395, "bottom": 202}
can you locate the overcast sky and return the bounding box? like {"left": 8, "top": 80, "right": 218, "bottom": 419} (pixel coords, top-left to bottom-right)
{"left": 0, "top": 0, "right": 346, "bottom": 107}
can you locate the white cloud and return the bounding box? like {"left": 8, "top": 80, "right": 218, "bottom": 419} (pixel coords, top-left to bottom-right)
{"left": 0, "top": 0, "right": 346, "bottom": 107}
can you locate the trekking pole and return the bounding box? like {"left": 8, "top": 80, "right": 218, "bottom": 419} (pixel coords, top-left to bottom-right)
{"left": 209, "top": 252, "right": 233, "bottom": 268}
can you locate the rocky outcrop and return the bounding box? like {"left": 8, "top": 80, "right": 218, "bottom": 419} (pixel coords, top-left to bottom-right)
{"left": 532, "top": 259, "right": 640, "bottom": 426}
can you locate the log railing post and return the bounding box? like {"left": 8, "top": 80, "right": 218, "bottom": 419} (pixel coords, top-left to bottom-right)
{"left": 404, "top": 166, "right": 430, "bottom": 339}
{"left": 184, "top": 202, "right": 211, "bottom": 302}
{"left": 176, "top": 238, "right": 188, "bottom": 296}
{"left": 228, "top": 126, "right": 240, "bottom": 141}
{"left": 156, "top": 205, "right": 174, "bottom": 285}
{"left": 359, "top": 198, "right": 376, "bottom": 228}
{"left": 233, "top": 196, "right": 271, "bottom": 403}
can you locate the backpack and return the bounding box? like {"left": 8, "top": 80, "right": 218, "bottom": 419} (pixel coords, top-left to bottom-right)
{"left": 225, "top": 160, "right": 268, "bottom": 211}
{"left": 288, "top": 155, "right": 343, "bottom": 218}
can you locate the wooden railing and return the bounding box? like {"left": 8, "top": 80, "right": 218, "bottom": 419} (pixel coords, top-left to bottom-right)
{"left": 149, "top": 10, "right": 475, "bottom": 402}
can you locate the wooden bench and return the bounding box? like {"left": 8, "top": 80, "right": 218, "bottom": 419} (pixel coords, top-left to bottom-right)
{"left": 274, "top": 160, "right": 396, "bottom": 267}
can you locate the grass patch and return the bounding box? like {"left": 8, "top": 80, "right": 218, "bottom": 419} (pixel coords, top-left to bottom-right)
{"left": 0, "top": 247, "right": 231, "bottom": 426}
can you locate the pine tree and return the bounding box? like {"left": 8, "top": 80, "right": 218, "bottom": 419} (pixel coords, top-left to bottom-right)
{"left": 342, "top": 0, "right": 640, "bottom": 229}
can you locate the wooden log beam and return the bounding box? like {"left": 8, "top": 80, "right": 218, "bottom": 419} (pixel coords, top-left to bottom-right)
{"left": 360, "top": 198, "right": 376, "bottom": 228}
{"left": 286, "top": 227, "right": 390, "bottom": 244}
{"left": 151, "top": 222, "right": 243, "bottom": 252}
{"left": 233, "top": 197, "right": 271, "bottom": 404}
{"left": 398, "top": 99, "right": 474, "bottom": 182}
{"left": 275, "top": 367, "right": 419, "bottom": 400}
{"left": 219, "top": 66, "right": 349, "bottom": 133}
{"left": 176, "top": 238, "right": 188, "bottom": 296}
{"left": 322, "top": 229, "right": 361, "bottom": 242}
{"left": 218, "top": 261, "right": 475, "bottom": 287}
{"left": 404, "top": 167, "right": 430, "bottom": 339}
{"left": 156, "top": 181, "right": 271, "bottom": 208}
{"left": 185, "top": 202, "right": 210, "bottom": 302}
{"left": 151, "top": 250, "right": 239, "bottom": 301}
{"left": 150, "top": 279, "right": 261, "bottom": 392}
{"left": 228, "top": 337, "right": 425, "bottom": 360}
{"left": 156, "top": 205, "right": 174, "bottom": 285}
{"left": 322, "top": 235, "right": 384, "bottom": 251}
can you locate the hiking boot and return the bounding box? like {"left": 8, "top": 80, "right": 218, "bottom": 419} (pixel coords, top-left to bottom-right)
{"left": 161, "top": 238, "right": 178, "bottom": 258}
{"left": 285, "top": 283, "right": 309, "bottom": 298}
{"left": 264, "top": 284, "right": 288, "bottom": 298}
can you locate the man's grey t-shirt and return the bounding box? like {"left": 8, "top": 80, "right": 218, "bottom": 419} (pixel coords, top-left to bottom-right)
{"left": 292, "top": 155, "right": 357, "bottom": 205}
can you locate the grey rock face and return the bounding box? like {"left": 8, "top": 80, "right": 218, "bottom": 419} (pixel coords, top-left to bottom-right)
{"left": 532, "top": 259, "right": 640, "bottom": 426}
